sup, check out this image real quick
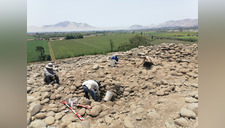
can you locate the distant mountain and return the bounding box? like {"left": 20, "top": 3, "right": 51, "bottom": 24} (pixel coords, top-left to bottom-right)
{"left": 27, "top": 19, "right": 198, "bottom": 32}
{"left": 128, "top": 19, "right": 198, "bottom": 30}
{"left": 155, "top": 19, "right": 198, "bottom": 28}
{"left": 27, "top": 21, "right": 96, "bottom": 32}
{"left": 128, "top": 24, "right": 150, "bottom": 30}
{"left": 128, "top": 24, "right": 158, "bottom": 30}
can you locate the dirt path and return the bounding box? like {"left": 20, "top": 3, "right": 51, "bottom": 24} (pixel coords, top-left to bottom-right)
{"left": 48, "top": 42, "right": 56, "bottom": 61}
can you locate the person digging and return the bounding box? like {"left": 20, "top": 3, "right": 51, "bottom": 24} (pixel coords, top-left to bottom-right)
{"left": 43, "top": 63, "right": 60, "bottom": 85}
{"left": 137, "top": 55, "right": 155, "bottom": 70}
{"left": 110, "top": 53, "right": 119, "bottom": 67}
{"left": 81, "top": 80, "right": 101, "bottom": 101}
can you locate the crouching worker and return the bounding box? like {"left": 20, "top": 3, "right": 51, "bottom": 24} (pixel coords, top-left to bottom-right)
{"left": 137, "top": 55, "right": 155, "bottom": 70}
{"left": 110, "top": 53, "right": 119, "bottom": 67}
{"left": 44, "top": 63, "right": 60, "bottom": 85}
{"left": 81, "top": 80, "right": 101, "bottom": 101}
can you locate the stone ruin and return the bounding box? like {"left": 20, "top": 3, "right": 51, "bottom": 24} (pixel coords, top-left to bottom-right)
{"left": 27, "top": 43, "right": 198, "bottom": 128}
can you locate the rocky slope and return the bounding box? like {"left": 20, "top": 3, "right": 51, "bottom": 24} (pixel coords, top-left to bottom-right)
{"left": 27, "top": 43, "right": 198, "bottom": 128}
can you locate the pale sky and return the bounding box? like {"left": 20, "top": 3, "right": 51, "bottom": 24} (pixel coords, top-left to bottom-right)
{"left": 27, "top": 0, "right": 198, "bottom": 27}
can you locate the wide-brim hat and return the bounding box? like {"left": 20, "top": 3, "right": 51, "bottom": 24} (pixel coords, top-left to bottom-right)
{"left": 114, "top": 53, "right": 119, "bottom": 56}
{"left": 45, "top": 63, "right": 54, "bottom": 69}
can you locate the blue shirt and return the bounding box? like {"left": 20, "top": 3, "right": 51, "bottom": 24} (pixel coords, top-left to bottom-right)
{"left": 111, "top": 56, "right": 118, "bottom": 62}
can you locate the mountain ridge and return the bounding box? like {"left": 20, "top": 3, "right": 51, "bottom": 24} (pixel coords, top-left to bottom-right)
{"left": 27, "top": 18, "right": 198, "bottom": 32}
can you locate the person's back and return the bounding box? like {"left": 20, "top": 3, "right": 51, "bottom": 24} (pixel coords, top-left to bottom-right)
{"left": 137, "top": 55, "right": 154, "bottom": 69}
{"left": 81, "top": 80, "right": 100, "bottom": 101}
{"left": 82, "top": 80, "right": 99, "bottom": 91}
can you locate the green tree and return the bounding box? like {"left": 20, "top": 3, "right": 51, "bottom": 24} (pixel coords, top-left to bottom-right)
{"left": 44, "top": 36, "right": 50, "bottom": 41}
{"left": 129, "top": 34, "right": 152, "bottom": 47}
{"left": 151, "top": 36, "right": 154, "bottom": 39}
{"left": 65, "top": 33, "right": 83, "bottom": 40}
{"left": 109, "top": 39, "right": 114, "bottom": 52}
{"left": 35, "top": 46, "right": 46, "bottom": 61}
{"left": 46, "top": 55, "right": 51, "bottom": 61}
{"left": 118, "top": 42, "right": 131, "bottom": 51}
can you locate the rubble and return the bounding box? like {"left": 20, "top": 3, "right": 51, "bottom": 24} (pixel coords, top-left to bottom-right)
{"left": 27, "top": 43, "right": 198, "bottom": 128}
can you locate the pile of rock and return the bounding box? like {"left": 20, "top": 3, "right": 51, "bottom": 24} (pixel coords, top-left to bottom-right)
{"left": 27, "top": 43, "right": 198, "bottom": 128}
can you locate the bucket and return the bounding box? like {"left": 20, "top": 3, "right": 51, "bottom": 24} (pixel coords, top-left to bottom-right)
{"left": 104, "top": 91, "right": 113, "bottom": 101}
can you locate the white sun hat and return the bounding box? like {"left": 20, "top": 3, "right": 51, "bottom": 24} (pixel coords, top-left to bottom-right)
{"left": 45, "top": 63, "right": 54, "bottom": 69}
{"left": 114, "top": 53, "right": 119, "bottom": 56}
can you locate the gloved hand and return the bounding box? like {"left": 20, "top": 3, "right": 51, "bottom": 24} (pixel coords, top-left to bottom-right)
{"left": 51, "top": 75, "right": 55, "bottom": 80}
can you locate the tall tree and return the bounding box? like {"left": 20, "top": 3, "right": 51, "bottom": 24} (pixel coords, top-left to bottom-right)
{"left": 35, "top": 46, "right": 46, "bottom": 61}
{"left": 109, "top": 39, "right": 114, "bottom": 52}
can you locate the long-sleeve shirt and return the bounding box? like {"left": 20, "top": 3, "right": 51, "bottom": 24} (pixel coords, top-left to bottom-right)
{"left": 82, "top": 80, "right": 100, "bottom": 95}
{"left": 111, "top": 56, "right": 118, "bottom": 62}
{"left": 44, "top": 68, "right": 56, "bottom": 77}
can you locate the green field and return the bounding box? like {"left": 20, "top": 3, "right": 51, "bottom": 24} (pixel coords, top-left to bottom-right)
{"left": 27, "top": 31, "right": 198, "bottom": 62}
{"left": 27, "top": 40, "right": 50, "bottom": 62}
{"left": 144, "top": 31, "right": 198, "bottom": 42}
{"left": 151, "top": 39, "right": 197, "bottom": 45}
{"left": 50, "top": 33, "right": 134, "bottom": 59}
{"left": 27, "top": 36, "right": 38, "bottom": 39}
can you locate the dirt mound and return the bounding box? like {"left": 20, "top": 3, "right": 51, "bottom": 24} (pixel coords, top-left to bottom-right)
{"left": 27, "top": 43, "right": 198, "bottom": 128}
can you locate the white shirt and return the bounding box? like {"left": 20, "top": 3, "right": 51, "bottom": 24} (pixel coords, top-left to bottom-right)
{"left": 82, "top": 80, "right": 100, "bottom": 95}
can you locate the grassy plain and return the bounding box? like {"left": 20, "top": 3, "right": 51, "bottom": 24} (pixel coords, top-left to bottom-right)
{"left": 143, "top": 31, "right": 198, "bottom": 42}
{"left": 150, "top": 39, "right": 197, "bottom": 45}
{"left": 27, "top": 36, "right": 38, "bottom": 39}
{"left": 27, "top": 40, "right": 50, "bottom": 62}
{"left": 50, "top": 33, "right": 134, "bottom": 59}
{"left": 27, "top": 31, "right": 198, "bottom": 62}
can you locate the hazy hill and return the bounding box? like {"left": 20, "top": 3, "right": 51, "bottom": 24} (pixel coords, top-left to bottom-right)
{"left": 128, "top": 19, "right": 198, "bottom": 30}
{"left": 128, "top": 24, "right": 150, "bottom": 30}
{"left": 28, "top": 21, "right": 96, "bottom": 32}
{"left": 27, "top": 19, "right": 198, "bottom": 32}
{"left": 155, "top": 19, "right": 198, "bottom": 28}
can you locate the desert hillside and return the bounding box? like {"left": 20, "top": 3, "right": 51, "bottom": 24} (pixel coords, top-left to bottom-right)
{"left": 27, "top": 43, "right": 198, "bottom": 128}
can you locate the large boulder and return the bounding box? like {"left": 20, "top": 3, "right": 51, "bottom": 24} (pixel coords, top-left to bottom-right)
{"left": 185, "top": 97, "right": 198, "bottom": 103}
{"left": 180, "top": 108, "right": 196, "bottom": 119}
{"left": 29, "top": 120, "right": 46, "bottom": 128}
{"left": 187, "top": 103, "right": 198, "bottom": 115}
{"left": 174, "top": 118, "right": 189, "bottom": 127}
{"left": 27, "top": 96, "right": 36, "bottom": 104}
{"left": 29, "top": 103, "right": 42, "bottom": 116}
{"left": 35, "top": 113, "right": 46, "bottom": 119}
{"left": 68, "top": 121, "right": 90, "bottom": 128}
{"left": 61, "top": 113, "right": 77, "bottom": 123}
{"left": 90, "top": 105, "right": 102, "bottom": 117}
{"left": 92, "top": 64, "right": 99, "bottom": 70}
{"left": 55, "top": 112, "right": 64, "bottom": 120}
{"left": 44, "top": 116, "right": 55, "bottom": 125}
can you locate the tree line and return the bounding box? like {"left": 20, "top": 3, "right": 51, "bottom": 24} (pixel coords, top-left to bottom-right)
{"left": 65, "top": 33, "right": 83, "bottom": 40}
{"left": 116, "top": 34, "right": 153, "bottom": 51}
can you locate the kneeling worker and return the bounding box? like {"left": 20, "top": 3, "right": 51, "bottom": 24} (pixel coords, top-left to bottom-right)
{"left": 44, "top": 63, "right": 60, "bottom": 85}
{"left": 110, "top": 53, "right": 119, "bottom": 67}
{"left": 137, "top": 55, "right": 155, "bottom": 69}
{"left": 81, "top": 80, "right": 101, "bottom": 101}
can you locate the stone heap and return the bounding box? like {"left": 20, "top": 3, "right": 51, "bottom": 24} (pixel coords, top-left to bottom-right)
{"left": 27, "top": 43, "right": 198, "bottom": 128}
